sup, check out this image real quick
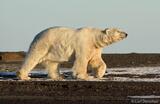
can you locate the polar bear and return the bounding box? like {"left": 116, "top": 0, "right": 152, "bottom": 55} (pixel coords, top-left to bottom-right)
{"left": 17, "top": 27, "right": 127, "bottom": 80}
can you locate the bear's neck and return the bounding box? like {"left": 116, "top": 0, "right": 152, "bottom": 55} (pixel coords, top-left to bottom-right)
{"left": 94, "top": 34, "right": 107, "bottom": 48}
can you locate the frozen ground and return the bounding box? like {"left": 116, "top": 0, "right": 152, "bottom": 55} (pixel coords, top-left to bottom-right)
{"left": 59, "top": 67, "right": 160, "bottom": 82}
{"left": 105, "top": 66, "right": 160, "bottom": 82}
{"left": 1, "top": 66, "right": 160, "bottom": 82}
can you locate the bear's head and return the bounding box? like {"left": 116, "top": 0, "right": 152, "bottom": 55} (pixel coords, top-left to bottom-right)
{"left": 101, "top": 28, "right": 128, "bottom": 45}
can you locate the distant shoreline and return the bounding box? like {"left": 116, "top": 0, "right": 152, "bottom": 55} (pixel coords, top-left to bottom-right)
{"left": 0, "top": 52, "right": 160, "bottom": 68}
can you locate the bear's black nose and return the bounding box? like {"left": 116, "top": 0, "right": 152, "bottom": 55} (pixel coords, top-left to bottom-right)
{"left": 125, "top": 33, "right": 128, "bottom": 37}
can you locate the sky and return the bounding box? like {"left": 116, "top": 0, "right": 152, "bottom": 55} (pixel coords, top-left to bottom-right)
{"left": 0, "top": 0, "right": 160, "bottom": 53}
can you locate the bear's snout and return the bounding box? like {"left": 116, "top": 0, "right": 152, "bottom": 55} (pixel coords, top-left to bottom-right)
{"left": 125, "top": 33, "right": 128, "bottom": 37}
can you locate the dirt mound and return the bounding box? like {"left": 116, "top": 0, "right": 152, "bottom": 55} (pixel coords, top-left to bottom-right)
{"left": 0, "top": 52, "right": 25, "bottom": 62}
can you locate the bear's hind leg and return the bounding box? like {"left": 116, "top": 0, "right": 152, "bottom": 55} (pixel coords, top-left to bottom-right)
{"left": 17, "top": 54, "right": 39, "bottom": 80}
{"left": 42, "top": 61, "right": 62, "bottom": 80}
{"left": 17, "top": 51, "right": 46, "bottom": 80}
{"left": 17, "top": 43, "right": 49, "bottom": 80}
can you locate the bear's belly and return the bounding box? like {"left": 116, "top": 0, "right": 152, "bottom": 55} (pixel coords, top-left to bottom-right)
{"left": 42, "top": 44, "right": 74, "bottom": 62}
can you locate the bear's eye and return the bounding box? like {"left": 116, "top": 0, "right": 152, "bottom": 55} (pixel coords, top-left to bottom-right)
{"left": 116, "top": 31, "right": 121, "bottom": 34}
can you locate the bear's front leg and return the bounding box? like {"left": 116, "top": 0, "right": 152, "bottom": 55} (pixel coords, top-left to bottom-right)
{"left": 89, "top": 58, "right": 107, "bottom": 79}
{"left": 96, "top": 61, "right": 106, "bottom": 78}
{"left": 72, "top": 57, "right": 92, "bottom": 80}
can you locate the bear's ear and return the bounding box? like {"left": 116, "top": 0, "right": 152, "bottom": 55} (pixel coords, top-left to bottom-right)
{"left": 102, "top": 28, "right": 109, "bottom": 35}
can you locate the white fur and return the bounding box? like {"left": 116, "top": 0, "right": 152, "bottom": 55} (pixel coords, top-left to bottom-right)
{"left": 17, "top": 27, "right": 127, "bottom": 80}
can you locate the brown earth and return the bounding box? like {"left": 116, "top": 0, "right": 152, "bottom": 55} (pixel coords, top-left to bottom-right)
{"left": 1, "top": 81, "right": 160, "bottom": 104}
{"left": 0, "top": 52, "right": 160, "bottom": 104}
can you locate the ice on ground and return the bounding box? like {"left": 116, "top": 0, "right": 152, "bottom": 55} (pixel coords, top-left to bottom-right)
{"left": 106, "top": 67, "right": 160, "bottom": 75}
{"left": 26, "top": 67, "right": 160, "bottom": 82}
{"left": 1, "top": 67, "right": 160, "bottom": 82}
